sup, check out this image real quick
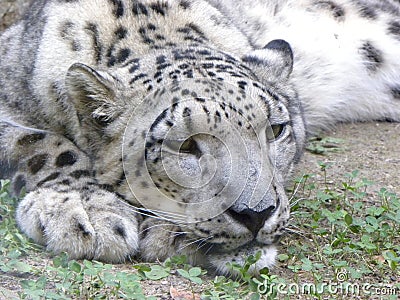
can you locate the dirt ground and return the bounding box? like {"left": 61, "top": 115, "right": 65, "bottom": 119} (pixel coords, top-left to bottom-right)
{"left": 1, "top": 1, "right": 399, "bottom": 298}
{"left": 299, "top": 122, "right": 400, "bottom": 195}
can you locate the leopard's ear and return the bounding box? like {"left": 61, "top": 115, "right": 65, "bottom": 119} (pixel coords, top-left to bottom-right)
{"left": 242, "top": 39, "right": 293, "bottom": 82}
{"left": 65, "top": 63, "right": 120, "bottom": 126}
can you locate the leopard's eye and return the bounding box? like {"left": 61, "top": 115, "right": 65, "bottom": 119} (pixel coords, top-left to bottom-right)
{"left": 163, "top": 136, "right": 202, "bottom": 157}
{"left": 179, "top": 137, "right": 199, "bottom": 154}
{"left": 266, "top": 124, "right": 285, "bottom": 141}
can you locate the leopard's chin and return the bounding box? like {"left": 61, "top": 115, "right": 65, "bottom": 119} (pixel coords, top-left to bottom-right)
{"left": 196, "top": 239, "right": 279, "bottom": 275}
{"left": 205, "top": 242, "right": 278, "bottom": 275}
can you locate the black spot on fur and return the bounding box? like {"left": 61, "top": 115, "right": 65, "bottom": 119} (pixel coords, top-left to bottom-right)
{"left": 357, "top": 5, "right": 377, "bottom": 19}
{"left": 147, "top": 23, "right": 156, "bottom": 31}
{"left": 186, "top": 23, "right": 206, "bottom": 38}
{"left": 178, "top": 63, "right": 189, "bottom": 69}
{"left": 59, "top": 21, "right": 74, "bottom": 39}
{"left": 130, "top": 73, "right": 147, "bottom": 84}
{"left": 141, "top": 181, "right": 149, "bottom": 188}
{"left": 115, "top": 172, "right": 126, "bottom": 186}
{"left": 157, "top": 63, "right": 172, "bottom": 70}
{"left": 202, "top": 63, "right": 214, "bottom": 69}
{"left": 58, "top": 21, "right": 82, "bottom": 51}
{"left": 359, "top": 41, "right": 383, "bottom": 72}
{"left": 117, "top": 48, "right": 131, "bottom": 63}
{"left": 99, "top": 184, "right": 114, "bottom": 192}
{"left": 115, "top": 26, "right": 128, "bottom": 39}
{"left": 77, "top": 222, "right": 91, "bottom": 236}
{"left": 154, "top": 71, "right": 162, "bottom": 78}
{"left": 109, "top": 0, "right": 124, "bottom": 18}
{"left": 13, "top": 175, "right": 26, "bottom": 195}
{"left": 237, "top": 81, "right": 247, "bottom": 90}
{"left": 388, "top": 21, "right": 400, "bottom": 41}
{"left": 149, "top": 2, "right": 168, "bottom": 16}
{"left": 150, "top": 109, "right": 167, "bottom": 131}
{"left": 17, "top": 133, "right": 46, "bottom": 146}
{"left": 69, "top": 170, "right": 91, "bottom": 179}
{"left": 198, "top": 49, "right": 213, "bottom": 56}
{"left": 85, "top": 23, "right": 103, "bottom": 63}
{"left": 391, "top": 86, "right": 400, "bottom": 99}
{"left": 37, "top": 172, "right": 61, "bottom": 187}
{"left": 126, "top": 58, "right": 140, "bottom": 73}
{"left": 156, "top": 55, "right": 166, "bottom": 65}
{"left": 179, "top": 0, "right": 191, "bottom": 9}
{"left": 56, "top": 151, "right": 77, "bottom": 167}
{"left": 315, "top": 1, "right": 345, "bottom": 20}
{"left": 183, "top": 107, "right": 192, "bottom": 117}
{"left": 177, "top": 23, "right": 207, "bottom": 43}
{"left": 28, "top": 154, "right": 48, "bottom": 175}
{"left": 71, "top": 40, "right": 82, "bottom": 52}
{"left": 113, "top": 225, "right": 127, "bottom": 238}
{"left": 132, "top": 1, "right": 149, "bottom": 15}
{"left": 60, "top": 179, "right": 70, "bottom": 185}
{"left": 138, "top": 26, "right": 155, "bottom": 45}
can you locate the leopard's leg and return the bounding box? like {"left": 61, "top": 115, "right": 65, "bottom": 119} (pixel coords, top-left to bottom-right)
{"left": 0, "top": 120, "right": 139, "bottom": 262}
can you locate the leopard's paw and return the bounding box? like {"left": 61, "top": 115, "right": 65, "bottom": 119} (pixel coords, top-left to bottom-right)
{"left": 16, "top": 187, "right": 139, "bottom": 262}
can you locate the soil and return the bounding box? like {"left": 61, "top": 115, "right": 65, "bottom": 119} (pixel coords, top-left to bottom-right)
{"left": 300, "top": 122, "right": 400, "bottom": 196}
{"left": 1, "top": 1, "right": 399, "bottom": 298}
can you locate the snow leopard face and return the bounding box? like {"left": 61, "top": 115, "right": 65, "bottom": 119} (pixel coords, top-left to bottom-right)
{"left": 63, "top": 40, "right": 305, "bottom": 272}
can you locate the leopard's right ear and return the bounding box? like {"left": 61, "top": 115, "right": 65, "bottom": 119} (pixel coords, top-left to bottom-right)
{"left": 65, "top": 63, "right": 120, "bottom": 126}
{"left": 242, "top": 39, "right": 294, "bottom": 83}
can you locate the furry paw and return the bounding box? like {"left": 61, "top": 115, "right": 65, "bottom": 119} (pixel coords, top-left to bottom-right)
{"left": 16, "top": 187, "right": 139, "bottom": 262}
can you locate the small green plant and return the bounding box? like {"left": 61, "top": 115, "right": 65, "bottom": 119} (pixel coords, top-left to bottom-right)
{"left": 177, "top": 267, "right": 204, "bottom": 284}
{"left": 135, "top": 263, "right": 170, "bottom": 280}
{"left": 202, "top": 252, "right": 282, "bottom": 300}
{"left": 17, "top": 254, "right": 151, "bottom": 299}
{"left": 285, "top": 164, "right": 400, "bottom": 298}
{"left": 306, "top": 137, "right": 344, "bottom": 155}
{"left": 2, "top": 160, "right": 400, "bottom": 300}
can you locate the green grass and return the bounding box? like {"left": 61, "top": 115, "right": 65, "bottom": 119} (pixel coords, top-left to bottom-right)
{"left": 1, "top": 161, "right": 400, "bottom": 299}
{"left": 280, "top": 163, "right": 400, "bottom": 298}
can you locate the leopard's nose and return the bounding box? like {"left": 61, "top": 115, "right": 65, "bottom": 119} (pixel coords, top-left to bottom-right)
{"left": 228, "top": 206, "right": 275, "bottom": 236}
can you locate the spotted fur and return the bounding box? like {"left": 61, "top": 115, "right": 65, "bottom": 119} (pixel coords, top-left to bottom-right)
{"left": 0, "top": 0, "right": 399, "bottom": 274}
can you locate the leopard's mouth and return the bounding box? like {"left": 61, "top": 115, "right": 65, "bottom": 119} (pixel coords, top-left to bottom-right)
{"left": 198, "top": 236, "right": 282, "bottom": 255}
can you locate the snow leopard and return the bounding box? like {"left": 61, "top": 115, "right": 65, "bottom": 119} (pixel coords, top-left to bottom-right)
{"left": 0, "top": 0, "right": 399, "bottom": 274}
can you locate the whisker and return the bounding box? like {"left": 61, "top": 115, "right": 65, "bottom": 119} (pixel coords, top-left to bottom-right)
{"left": 135, "top": 208, "right": 188, "bottom": 223}
{"left": 284, "top": 227, "right": 305, "bottom": 237}
{"left": 286, "top": 223, "right": 303, "bottom": 231}
{"left": 288, "top": 180, "right": 303, "bottom": 203}
{"left": 139, "top": 223, "right": 189, "bottom": 235}
{"left": 195, "top": 236, "right": 214, "bottom": 252}
{"left": 204, "top": 243, "right": 215, "bottom": 255}
{"left": 290, "top": 197, "right": 306, "bottom": 208}
{"left": 178, "top": 236, "right": 213, "bottom": 252}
